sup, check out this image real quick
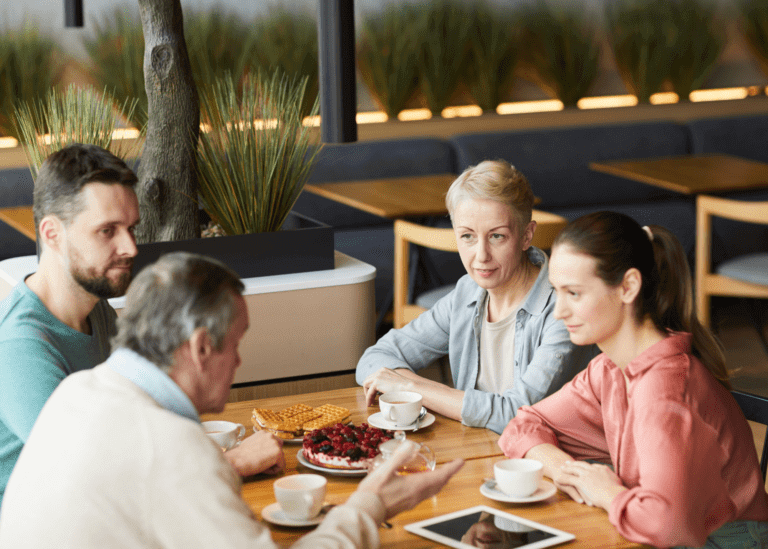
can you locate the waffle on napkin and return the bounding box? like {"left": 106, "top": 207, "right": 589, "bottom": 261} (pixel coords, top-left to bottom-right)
{"left": 252, "top": 404, "right": 351, "bottom": 439}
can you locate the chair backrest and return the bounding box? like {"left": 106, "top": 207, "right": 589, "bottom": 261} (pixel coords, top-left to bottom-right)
{"left": 731, "top": 389, "right": 768, "bottom": 480}
{"left": 392, "top": 210, "right": 568, "bottom": 328}
{"left": 695, "top": 195, "right": 768, "bottom": 327}
{"left": 393, "top": 220, "right": 458, "bottom": 329}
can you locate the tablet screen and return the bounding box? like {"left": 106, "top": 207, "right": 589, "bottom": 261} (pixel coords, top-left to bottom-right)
{"left": 405, "top": 505, "right": 575, "bottom": 549}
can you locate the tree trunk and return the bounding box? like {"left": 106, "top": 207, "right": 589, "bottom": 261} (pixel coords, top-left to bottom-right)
{"left": 134, "top": 0, "right": 199, "bottom": 243}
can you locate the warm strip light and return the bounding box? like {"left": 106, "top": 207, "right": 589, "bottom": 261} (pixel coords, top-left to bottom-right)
{"left": 689, "top": 87, "right": 749, "bottom": 102}
{"left": 441, "top": 105, "right": 483, "bottom": 118}
{"left": 356, "top": 111, "right": 388, "bottom": 124}
{"left": 577, "top": 95, "right": 638, "bottom": 109}
{"left": 0, "top": 136, "right": 18, "bottom": 148}
{"left": 496, "top": 100, "right": 563, "bottom": 115}
{"left": 111, "top": 128, "right": 141, "bottom": 140}
{"left": 397, "top": 108, "right": 432, "bottom": 121}
{"left": 302, "top": 115, "right": 321, "bottom": 127}
{"left": 650, "top": 92, "right": 679, "bottom": 105}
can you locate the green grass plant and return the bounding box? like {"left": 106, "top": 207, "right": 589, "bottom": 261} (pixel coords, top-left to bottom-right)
{"left": 250, "top": 8, "right": 318, "bottom": 119}
{"left": 466, "top": 3, "right": 519, "bottom": 112}
{"left": 518, "top": 0, "right": 600, "bottom": 107}
{"left": 665, "top": 0, "right": 723, "bottom": 100}
{"left": 740, "top": 0, "right": 768, "bottom": 80}
{"left": 82, "top": 8, "right": 146, "bottom": 129}
{"left": 605, "top": 0, "right": 675, "bottom": 103}
{"left": 184, "top": 8, "right": 257, "bottom": 110}
{"left": 412, "top": 0, "right": 474, "bottom": 115}
{"left": 14, "top": 84, "right": 140, "bottom": 179}
{"left": 0, "top": 24, "right": 62, "bottom": 139}
{"left": 196, "top": 71, "right": 321, "bottom": 235}
{"left": 356, "top": 4, "right": 420, "bottom": 119}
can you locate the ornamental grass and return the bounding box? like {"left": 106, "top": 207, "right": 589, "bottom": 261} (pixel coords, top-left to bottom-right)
{"left": 356, "top": 4, "right": 421, "bottom": 119}
{"left": 196, "top": 71, "right": 321, "bottom": 236}
{"left": 14, "top": 84, "right": 140, "bottom": 179}
{"left": 0, "top": 24, "right": 62, "bottom": 139}
{"left": 518, "top": 0, "right": 600, "bottom": 107}
{"left": 82, "top": 8, "right": 146, "bottom": 129}
{"left": 740, "top": 0, "right": 768, "bottom": 80}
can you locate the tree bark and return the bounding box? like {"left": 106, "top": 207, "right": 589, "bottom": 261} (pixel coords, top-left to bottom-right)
{"left": 135, "top": 0, "right": 199, "bottom": 243}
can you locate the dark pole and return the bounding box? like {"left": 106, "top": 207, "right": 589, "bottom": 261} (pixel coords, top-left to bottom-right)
{"left": 64, "top": 0, "right": 84, "bottom": 27}
{"left": 317, "top": 0, "right": 357, "bottom": 143}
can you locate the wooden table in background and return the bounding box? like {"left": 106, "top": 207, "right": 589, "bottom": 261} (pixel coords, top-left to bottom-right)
{"left": 203, "top": 387, "right": 647, "bottom": 548}
{"left": 304, "top": 174, "right": 458, "bottom": 219}
{"left": 589, "top": 154, "right": 768, "bottom": 195}
{"left": 0, "top": 205, "right": 35, "bottom": 241}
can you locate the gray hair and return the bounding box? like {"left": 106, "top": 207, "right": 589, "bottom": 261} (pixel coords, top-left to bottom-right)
{"left": 445, "top": 160, "right": 534, "bottom": 228}
{"left": 111, "top": 252, "right": 245, "bottom": 372}
{"left": 33, "top": 143, "right": 137, "bottom": 230}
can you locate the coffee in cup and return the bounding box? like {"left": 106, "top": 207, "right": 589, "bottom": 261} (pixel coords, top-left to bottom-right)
{"left": 494, "top": 458, "right": 543, "bottom": 498}
{"left": 379, "top": 391, "right": 423, "bottom": 427}
{"left": 273, "top": 474, "right": 327, "bottom": 521}
{"left": 202, "top": 420, "right": 245, "bottom": 451}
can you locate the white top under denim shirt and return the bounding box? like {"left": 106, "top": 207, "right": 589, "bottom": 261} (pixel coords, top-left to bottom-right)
{"left": 356, "top": 247, "right": 599, "bottom": 434}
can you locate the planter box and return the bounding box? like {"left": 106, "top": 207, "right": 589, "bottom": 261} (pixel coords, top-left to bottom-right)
{"left": 133, "top": 211, "right": 334, "bottom": 279}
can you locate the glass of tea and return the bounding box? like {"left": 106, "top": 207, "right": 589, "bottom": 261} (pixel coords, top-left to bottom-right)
{"left": 370, "top": 432, "right": 436, "bottom": 475}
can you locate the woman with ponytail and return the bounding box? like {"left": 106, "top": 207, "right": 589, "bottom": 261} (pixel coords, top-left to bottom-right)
{"left": 498, "top": 211, "right": 768, "bottom": 548}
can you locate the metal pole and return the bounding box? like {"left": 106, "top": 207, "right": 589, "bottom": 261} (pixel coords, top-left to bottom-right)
{"left": 64, "top": 0, "right": 84, "bottom": 27}
{"left": 317, "top": 0, "right": 357, "bottom": 143}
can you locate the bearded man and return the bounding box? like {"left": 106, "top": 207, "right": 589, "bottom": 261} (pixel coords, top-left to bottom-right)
{"left": 0, "top": 144, "right": 139, "bottom": 506}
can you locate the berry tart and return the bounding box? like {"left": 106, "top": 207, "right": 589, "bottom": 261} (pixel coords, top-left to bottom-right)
{"left": 302, "top": 423, "right": 394, "bottom": 470}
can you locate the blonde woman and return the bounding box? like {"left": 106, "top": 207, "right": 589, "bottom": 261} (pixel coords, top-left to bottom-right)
{"left": 356, "top": 161, "right": 596, "bottom": 433}
{"left": 499, "top": 212, "right": 768, "bottom": 548}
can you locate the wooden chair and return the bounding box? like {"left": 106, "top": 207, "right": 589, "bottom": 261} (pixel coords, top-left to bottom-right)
{"left": 695, "top": 195, "right": 768, "bottom": 346}
{"left": 731, "top": 389, "right": 768, "bottom": 480}
{"left": 393, "top": 210, "right": 568, "bottom": 329}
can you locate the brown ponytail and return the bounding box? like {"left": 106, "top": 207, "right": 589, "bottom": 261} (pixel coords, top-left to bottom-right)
{"left": 553, "top": 212, "right": 730, "bottom": 389}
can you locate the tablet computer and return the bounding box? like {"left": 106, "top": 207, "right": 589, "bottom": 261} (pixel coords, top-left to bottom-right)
{"left": 404, "top": 505, "right": 575, "bottom": 549}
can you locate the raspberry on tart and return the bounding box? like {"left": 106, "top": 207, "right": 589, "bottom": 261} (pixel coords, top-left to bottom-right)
{"left": 302, "top": 423, "right": 393, "bottom": 469}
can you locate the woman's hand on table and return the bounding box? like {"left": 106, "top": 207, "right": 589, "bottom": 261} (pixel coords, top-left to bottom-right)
{"left": 556, "top": 460, "right": 627, "bottom": 511}
{"left": 224, "top": 430, "right": 285, "bottom": 477}
{"left": 362, "top": 368, "right": 415, "bottom": 406}
{"left": 357, "top": 440, "right": 464, "bottom": 520}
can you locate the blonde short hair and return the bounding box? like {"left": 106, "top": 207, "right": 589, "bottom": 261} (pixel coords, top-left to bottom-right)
{"left": 445, "top": 160, "right": 534, "bottom": 227}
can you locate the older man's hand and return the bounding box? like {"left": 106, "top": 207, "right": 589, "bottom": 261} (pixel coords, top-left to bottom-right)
{"left": 357, "top": 440, "right": 464, "bottom": 519}
{"left": 224, "top": 430, "right": 285, "bottom": 477}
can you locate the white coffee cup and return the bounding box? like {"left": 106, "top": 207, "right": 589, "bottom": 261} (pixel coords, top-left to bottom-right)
{"left": 494, "top": 458, "right": 543, "bottom": 498}
{"left": 202, "top": 420, "right": 245, "bottom": 451}
{"left": 379, "top": 391, "right": 423, "bottom": 427}
{"left": 273, "top": 474, "right": 327, "bottom": 521}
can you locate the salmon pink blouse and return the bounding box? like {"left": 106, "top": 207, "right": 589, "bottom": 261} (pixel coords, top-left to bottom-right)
{"left": 498, "top": 333, "right": 768, "bottom": 548}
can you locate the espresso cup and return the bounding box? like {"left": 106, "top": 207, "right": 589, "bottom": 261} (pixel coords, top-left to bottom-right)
{"left": 202, "top": 420, "right": 245, "bottom": 451}
{"left": 494, "top": 458, "right": 543, "bottom": 498}
{"left": 379, "top": 391, "right": 423, "bottom": 427}
{"left": 273, "top": 474, "right": 327, "bottom": 521}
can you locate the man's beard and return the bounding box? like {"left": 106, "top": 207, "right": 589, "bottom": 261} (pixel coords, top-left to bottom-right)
{"left": 71, "top": 260, "right": 133, "bottom": 299}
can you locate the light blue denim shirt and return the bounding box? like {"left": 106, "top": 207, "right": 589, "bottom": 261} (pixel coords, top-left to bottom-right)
{"left": 356, "top": 247, "right": 598, "bottom": 434}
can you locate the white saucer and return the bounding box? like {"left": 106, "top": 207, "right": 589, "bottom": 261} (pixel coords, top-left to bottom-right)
{"left": 367, "top": 410, "right": 435, "bottom": 431}
{"left": 480, "top": 479, "right": 557, "bottom": 503}
{"left": 261, "top": 502, "right": 324, "bottom": 527}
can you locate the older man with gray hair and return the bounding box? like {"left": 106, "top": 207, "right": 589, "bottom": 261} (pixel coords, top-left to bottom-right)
{"left": 0, "top": 252, "right": 463, "bottom": 548}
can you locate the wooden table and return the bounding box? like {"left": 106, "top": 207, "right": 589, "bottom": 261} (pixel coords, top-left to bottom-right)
{"left": 204, "top": 387, "right": 647, "bottom": 548}
{"left": 0, "top": 205, "right": 35, "bottom": 240}
{"left": 304, "top": 174, "right": 457, "bottom": 219}
{"left": 589, "top": 153, "right": 768, "bottom": 195}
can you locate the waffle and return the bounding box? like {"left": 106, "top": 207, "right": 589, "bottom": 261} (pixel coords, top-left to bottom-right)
{"left": 303, "top": 404, "right": 351, "bottom": 430}
{"left": 251, "top": 404, "right": 349, "bottom": 438}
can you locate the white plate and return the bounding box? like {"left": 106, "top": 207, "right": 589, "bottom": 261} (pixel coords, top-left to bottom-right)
{"left": 480, "top": 479, "right": 557, "bottom": 503}
{"left": 253, "top": 426, "right": 302, "bottom": 443}
{"left": 366, "top": 409, "right": 435, "bottom": 431}
{"left": 261, "top": 502, "right": 324, "bottom": 527}
{"left": 296, "top": 449, "right": 369, "bottom": 477}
